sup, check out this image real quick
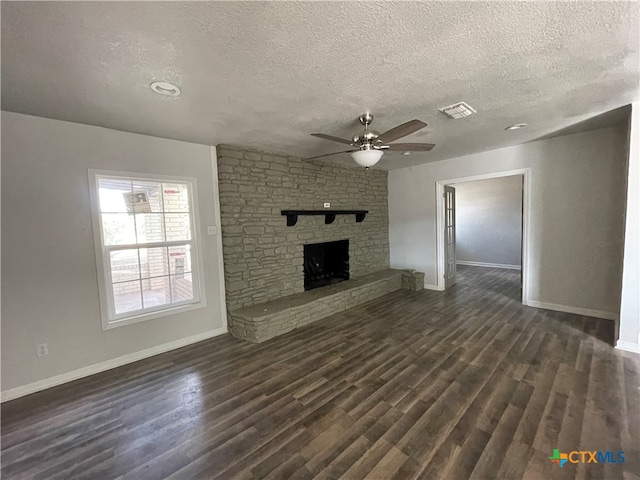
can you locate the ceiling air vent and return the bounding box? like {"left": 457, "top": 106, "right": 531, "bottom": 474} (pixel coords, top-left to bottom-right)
{"left": 438, "top": 101, "right": 477, "bottom": 119}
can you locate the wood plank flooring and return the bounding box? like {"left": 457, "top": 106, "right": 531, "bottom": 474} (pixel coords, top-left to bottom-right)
{"left": 2, "top": 266, "right": 639, "bottom": 479}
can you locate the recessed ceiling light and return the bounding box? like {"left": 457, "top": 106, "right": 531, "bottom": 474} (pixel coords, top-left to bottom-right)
{"left": 150, "top": 81, "right": 181, "bottom": 97}
{"left": 505, "top": 123, "right": 527, "bottom": 130}
{"left": 402, "top": 151, "right": 412, "bottom": 156}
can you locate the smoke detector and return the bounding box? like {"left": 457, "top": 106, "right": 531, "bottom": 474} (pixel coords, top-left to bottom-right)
{"left": 438, "top": 101, "right": 477, "bottom": 119}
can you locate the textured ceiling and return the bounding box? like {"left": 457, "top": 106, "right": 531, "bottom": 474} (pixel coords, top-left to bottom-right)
{"left": 2, "top": 1, "right": 639, "bottom": 169}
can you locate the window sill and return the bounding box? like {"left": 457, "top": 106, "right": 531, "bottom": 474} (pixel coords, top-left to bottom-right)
{"left": 102, "top": 300, "right": 207, "bottom": 330}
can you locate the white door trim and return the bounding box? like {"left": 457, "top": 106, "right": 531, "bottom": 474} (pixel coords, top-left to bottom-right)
{"left": 435, "top": 168, "right": 532, "bottom": 304}
{"left": 616, "top": 340, "right": 640, "bottom": 355}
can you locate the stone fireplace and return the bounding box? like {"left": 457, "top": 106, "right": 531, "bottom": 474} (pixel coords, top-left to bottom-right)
{"left": 216, "top": 144, "right": 395, "bottom": 340}
{"left": 303, "top": 239, "right": 349, "bottom": 290}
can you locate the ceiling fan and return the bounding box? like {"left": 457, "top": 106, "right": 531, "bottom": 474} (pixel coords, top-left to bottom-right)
{"left": 308, "top": 113, "right": 435, "bottom": 168}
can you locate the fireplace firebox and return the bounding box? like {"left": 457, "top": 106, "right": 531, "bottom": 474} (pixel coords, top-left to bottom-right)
{"left": 303, "top": 240, "right": 349, "bottom": 291}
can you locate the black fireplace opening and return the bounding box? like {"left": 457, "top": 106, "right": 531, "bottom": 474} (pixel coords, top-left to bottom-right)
{"left": 303, "top": 240, "right": 349, "bottom": 291}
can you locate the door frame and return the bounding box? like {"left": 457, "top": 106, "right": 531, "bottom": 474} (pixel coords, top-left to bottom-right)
{"left": 435, "top": 168, "right": 531, "bottom": 305}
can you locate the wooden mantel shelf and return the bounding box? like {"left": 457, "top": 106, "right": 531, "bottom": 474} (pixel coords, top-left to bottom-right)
{"left": 281, "top": 209, "right": 368, "bottom": 227}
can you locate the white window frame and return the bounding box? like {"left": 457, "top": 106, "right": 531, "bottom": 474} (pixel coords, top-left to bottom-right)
{"left": 88, "top": 169, "right": 207, "bottom": 330}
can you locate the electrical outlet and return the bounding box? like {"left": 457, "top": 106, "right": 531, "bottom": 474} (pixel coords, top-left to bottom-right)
{"left": 324, "top": 202, "right": 331, "bottom": 208}
{"left": 207, "top": 226, "right": 217, "bottom": 235}
{"left": 37, "top": 343, "right": 49, "bottom": 357}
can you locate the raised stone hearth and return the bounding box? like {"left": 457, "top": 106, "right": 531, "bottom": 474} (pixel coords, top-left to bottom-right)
{"left": 230, "top": 268, "right": 425, "bottom": 343}
{"left": 401, "top": 269, "right": 425, "bottom": 291}
{"left": 230, "top": 270, "right": 413, "bottom": 343}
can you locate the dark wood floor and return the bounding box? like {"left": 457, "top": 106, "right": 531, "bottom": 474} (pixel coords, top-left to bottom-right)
{"left": 2, "top": 266, "right": 639, "bottom": 480}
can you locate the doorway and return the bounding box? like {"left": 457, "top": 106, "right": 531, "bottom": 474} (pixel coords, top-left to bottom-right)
{"left": 435, "top": 168, "right": 531, "bottom": 304}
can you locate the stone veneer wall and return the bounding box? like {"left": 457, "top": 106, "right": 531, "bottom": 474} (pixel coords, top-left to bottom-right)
{"left": 216, "top": 144, "right": 390, "bottom": 311}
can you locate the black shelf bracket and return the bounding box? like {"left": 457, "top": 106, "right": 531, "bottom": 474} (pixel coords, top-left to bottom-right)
{"left": 281, "top": 210, "right": 368, "bottom": 227}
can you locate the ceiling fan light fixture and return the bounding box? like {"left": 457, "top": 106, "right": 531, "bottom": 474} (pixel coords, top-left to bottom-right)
{"left": 308, "top": 114, "right": 433, "bottom": 164}
{"left": 351, "top": 149, "right": 384, "bottom": 168}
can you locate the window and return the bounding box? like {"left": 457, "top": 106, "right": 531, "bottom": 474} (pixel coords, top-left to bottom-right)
{"left": 89, "top": 170, "right": 205, "bottom": 329}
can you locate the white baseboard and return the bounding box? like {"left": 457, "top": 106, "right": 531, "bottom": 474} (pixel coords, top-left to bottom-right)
{"left": 525, "top": 300, "right": 617, "bottom": 321}
{"left": 616, "top": 340, "right": 640, "bottom": 354}
{"left": 425, "top": 284, "right": 444, "bottom": 291}
{"left": 1, "top": 326, "right": 228, "bottom": 403}
{"left": 456, "top": 261, "right": 521, "bottom": 270}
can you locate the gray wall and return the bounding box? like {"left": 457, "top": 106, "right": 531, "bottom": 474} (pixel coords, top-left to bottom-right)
{"left": 1, "top": 112, "right": 227, "bottom": 396}
{"left": 454, "top": 175, "right": 523, "bottom": 267}
{"left": 216, "top": 145, "right": 389, "bottom": 311}
{"left": 388, "top": 125, "right": 627, "bottom": 318}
